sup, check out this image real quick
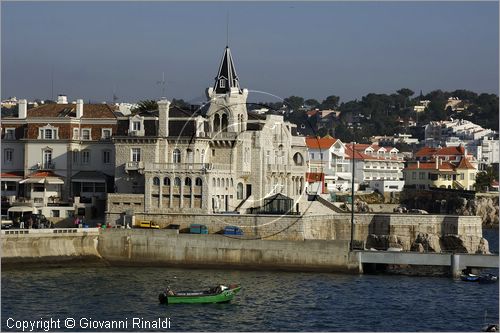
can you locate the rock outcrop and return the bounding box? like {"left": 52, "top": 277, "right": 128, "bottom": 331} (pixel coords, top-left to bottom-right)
{"left": 368, "top": 232, "right": 490, "bottom": 254}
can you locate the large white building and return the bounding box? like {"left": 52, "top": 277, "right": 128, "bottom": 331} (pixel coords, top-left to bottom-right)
{"left": 424, "top": 119, "right": 498, "bottom": 169}
{"left": 111, "top": 46, "right": 307, "bottom": 215}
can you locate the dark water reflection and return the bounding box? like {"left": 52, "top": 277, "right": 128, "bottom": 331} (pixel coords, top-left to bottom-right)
{"left": 2, "top": 262, "right": 498, "bottom": 332}
{"left": 1, "top": 229, "right": 497, "bottom": 332}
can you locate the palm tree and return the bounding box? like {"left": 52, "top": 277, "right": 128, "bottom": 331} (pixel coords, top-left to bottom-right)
{"left": 132, "top": 100, "right": 158, "bottom": 114}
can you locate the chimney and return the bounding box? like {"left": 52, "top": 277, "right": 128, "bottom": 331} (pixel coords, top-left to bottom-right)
{"left": 76, "top": 99, "right": 84, "bottom": 119}
{"left": 158, "top": 99, "right": 170, "bottom": 137}
{"left": 57, "top": 94, "right": 68, "bottom": 104}
{"left": 18, "top": 99, "right": 27, "bottom": 119}
{"left": 417, "top": 161, "right": 420, "bottom": 168}
{"left": 435, "top": 157, "right": 439, "bottom": 169}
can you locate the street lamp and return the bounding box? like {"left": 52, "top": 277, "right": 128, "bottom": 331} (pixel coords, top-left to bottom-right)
{"left": 350, "top": 140, "right": 355, "bottom": 251}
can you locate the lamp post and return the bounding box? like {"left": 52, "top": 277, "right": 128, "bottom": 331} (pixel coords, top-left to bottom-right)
{"left": 350, "top": 140, "right": 355, "bottom": 251}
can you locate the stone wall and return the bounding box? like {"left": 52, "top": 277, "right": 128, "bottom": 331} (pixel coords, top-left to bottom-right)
{"left": 105, "top": 207, "right": 486, "bottom": 253}
{"left": 97, "top": 229, "right": 358, "bottom": 272}
{"left": 1, "top": 228, "right": 101, "bottom": 264}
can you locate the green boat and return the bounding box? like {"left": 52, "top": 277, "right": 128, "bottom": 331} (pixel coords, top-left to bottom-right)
{"left": 158, "top": 284, "right": 241, "bottom": 305}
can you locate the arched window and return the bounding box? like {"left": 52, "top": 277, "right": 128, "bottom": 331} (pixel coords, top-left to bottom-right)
{"left": 214, "top": 114, "right": 220, "bottom": 132}
{"left": 237, "top": 183, "right": 244, "bottom": 200}
{"left": 201, "top": 149, "right": 205, "bottom": 163}
{"left": 195, "top": 178, "right": 202, "bottom": 186}
{"left": 186, "top": 149, "right": 194, "bottom": 164}
{"left": 164, "top": 177, "right": 171, "bottom": 186}
{"left": 185, "top": 178, "right": 192, "bottom": 186}
{"left": 217, "top": 178, "right": 220, "bottom": 187}
{"left": 293, "top": 152, "right": 304, "bottom": 166}
{"left": 174, "top": 177, "right": 181, "bottom": 187}
{"left": 153, "top": 177, "right": 160, "bottom": 186}
{"left": 212, "top": 178, "right": 216, "bottom": 187}
{"left": 230, "top": 178, "right": 234, "bottom": 187}
{"left": 221, "top": 113, "right": 228, "bottom": 132}
{"left": 173, "top": 149, "right": 181, "bottom": 163}
{"left": 221, "top": 178, "right": 225, "bottom": 188}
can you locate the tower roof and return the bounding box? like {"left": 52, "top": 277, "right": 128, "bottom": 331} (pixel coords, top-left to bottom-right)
{"left": 213, "top": 47, "right": 241, "bottom": 94}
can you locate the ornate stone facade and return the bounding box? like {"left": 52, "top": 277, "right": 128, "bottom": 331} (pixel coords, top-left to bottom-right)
{"left": 113, "top": 47, "right": 307, "bottom": 214}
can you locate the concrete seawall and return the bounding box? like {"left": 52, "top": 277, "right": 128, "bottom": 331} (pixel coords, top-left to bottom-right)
{"left": 1, "top": 228, "right": 101, "bottom": 266}
{"left": 97, "top": 229, "right": 360, "bottom": 272}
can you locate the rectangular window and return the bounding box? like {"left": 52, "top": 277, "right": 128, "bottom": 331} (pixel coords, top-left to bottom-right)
{"left": 72, "top": 151, "right": 79, "bottom": 164}
{"left": 44, "top": 129, "right": 53, "bottom": 139}
{"left": 419, "top": 172, "right": 425, "bottom": 179}
{"left": 95, "top": 183, "right": 105, "bottom": 193}
{"left": 460, "top": 173, "right": 464, "bottom": 180}
{"left": 470, "top": 173, "right": 475, "bottom": 180}
{"left": 51, "top": 210, "right": 60, "bottom": 218}
{"left": 212, "top": 149, "right": 215, "bottom": 157}
{"left": 219, "top": 79, "right": 225, "bottom": 88}
{"left": 73, "top": 128, "right": 79, "bottom": 140}
{"left": 102, "top": 129, "right": 111, "bottom": 139}
{"left": 5, "top": 129, "right": 15, "bottom": 140}
{"left": 132, "top": 121, "right": 141, "bottom": 131}
{"left": 43, "top": 150, "right": 52, "bottom": 168}
{"left": 412, "top": 172, "right": 416, "bottom": 180}
{"left": 81, "top": 129, "right": 91, "bottom": 140}
{"left": 82, "top": 183, "right": 94, "bottom": 192}
{"left": 81, "top": 150, "right": 90, "bottom": 164}
{"left": 4, "top": 149, "right": 13, "bottom": 163}
{"left": 102, "top": 150, "right": 111, "bottom": 164}
{"left": 310, "top": 153, "right": 315, "bottom": 160}
{"left": 319, "top": 153, "right": 323, "bottom": 160}
{"left": 131, "top": 148, "right": 141, "bottom": 162}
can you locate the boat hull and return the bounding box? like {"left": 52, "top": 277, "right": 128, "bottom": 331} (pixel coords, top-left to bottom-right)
{"left": 162, "top": 286, "right": 241, "bottom": 305}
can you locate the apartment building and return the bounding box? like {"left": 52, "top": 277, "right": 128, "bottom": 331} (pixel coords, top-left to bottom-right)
{"left": 1, "top": 99, "right": 118, "bottom": 218}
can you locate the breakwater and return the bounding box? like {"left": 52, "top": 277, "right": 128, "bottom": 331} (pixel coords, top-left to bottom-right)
{"left": 1, "top": 228, "right": 101, "bottom": 266}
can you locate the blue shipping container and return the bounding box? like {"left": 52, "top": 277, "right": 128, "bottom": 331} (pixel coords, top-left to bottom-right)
{"left": 223, "top": 226, "right": 243, "bottom": 236}
{"left": 190, "top": 224, "right": 208, "bottom": 234}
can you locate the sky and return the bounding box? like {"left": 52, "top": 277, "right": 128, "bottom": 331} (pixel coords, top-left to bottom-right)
{"left": 1, "top": 1, "right": 499, "bottom": 105}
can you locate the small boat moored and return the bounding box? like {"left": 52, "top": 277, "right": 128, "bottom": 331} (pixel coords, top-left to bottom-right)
{"left": 158, "top": 284, "right": 241, "bottom": 305}
{"left": 461, "top": 273, "right": 480, "bottom": 282}
{"left": 478, "top": 273, "right": 498, "bottom": 284}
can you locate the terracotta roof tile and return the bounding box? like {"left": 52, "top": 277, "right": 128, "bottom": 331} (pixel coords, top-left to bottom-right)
{"left": 456, "top": 157, "right": 476, "bottom": 170}
{"left": 27, "top": 104, "right": 117, "bottom": 119}
{"left": 305, "top": 136, "right": 337, "bottom": 149}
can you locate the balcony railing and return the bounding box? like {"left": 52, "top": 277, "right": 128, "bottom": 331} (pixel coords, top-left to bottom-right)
{"left": 125, "top": 161, "right": 144, "bottom": 171}
{"left": 35, "top": 162, "right": 55, "bottom": 170}
{"left": 145, "top": 162, "right": 212, "bottom": 172}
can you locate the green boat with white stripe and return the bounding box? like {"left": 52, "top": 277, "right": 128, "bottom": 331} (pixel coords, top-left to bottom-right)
{"left": 158, "top": 284, "right": 241, "bottom": 305}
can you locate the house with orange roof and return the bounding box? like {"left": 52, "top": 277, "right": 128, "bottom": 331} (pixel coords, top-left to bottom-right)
{"left": 305, "top": 136, "right": 352, "bottom": 193}
{"left": 403, "top": 156, "right": 477, "bottom": 190}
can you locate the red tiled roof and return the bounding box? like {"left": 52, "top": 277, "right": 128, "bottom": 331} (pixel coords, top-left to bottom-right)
{"left": 1, "top": 171, "right": 23, "bottom": 178}
{"left": 456, "top": 157, "right": 476, "bottom": 170}
{"left": 415, "top": 147, "right": 438, "bottom": 157}
{"left": 26, "top": 103, "right": 117, "bottom": 119}
{"left": 306, "top": 172, "right": 324, "bottom": 183}
{"left": 27, "top": 170, "right": 63, "bottom": 178}
{"left": 305, "top": 136, "right": 337, "bottom": 149}
{"left": 345, "top": 146, "right": 400, "bottom": 161}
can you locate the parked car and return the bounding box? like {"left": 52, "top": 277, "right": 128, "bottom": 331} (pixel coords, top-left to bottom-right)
{"left": 136, "top": 220, "right": 160, "bottom": 229}
{"left": 189, "top": 224, "right": 208, "bottom": 234}
{"left": 223, "top": 225, "right": 244, "bottom": 236}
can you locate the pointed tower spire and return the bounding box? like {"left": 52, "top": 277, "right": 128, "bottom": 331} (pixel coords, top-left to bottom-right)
{"left": 213, "top": 47, "right": 242, "bottom": 95}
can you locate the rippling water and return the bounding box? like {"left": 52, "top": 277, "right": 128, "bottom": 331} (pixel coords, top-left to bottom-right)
{"left": 2, "top": 230, "right": 498, "bottom": 332}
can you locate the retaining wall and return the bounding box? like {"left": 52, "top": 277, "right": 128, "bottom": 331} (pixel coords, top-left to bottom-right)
{"left": 1, "top": 228, "right": 101, "bottom": 265}
{"left": 97, "top": 229, "right": 359, "bottom": 272}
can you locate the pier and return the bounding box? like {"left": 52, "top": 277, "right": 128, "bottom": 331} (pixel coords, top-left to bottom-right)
{"left": 357, "top": 250, "right": 499, "bottom": 277}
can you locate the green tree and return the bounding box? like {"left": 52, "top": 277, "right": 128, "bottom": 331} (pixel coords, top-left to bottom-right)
{"left": 475, "top": 166, "right": 497, "bottom": 192}
{"left": 171, "top": 98, "right": 190, "bottom": 109}
{"left": 397, "top": 88, "right": 414, "bottom": 109}
{"left": 320, "top": 95, "right": 340, "bottom": 109}
{"left": 283, "top": 96, "right": 304, "bottom": 111}
{"left": 304, "top": 98, "right": 320, "bottom": 109}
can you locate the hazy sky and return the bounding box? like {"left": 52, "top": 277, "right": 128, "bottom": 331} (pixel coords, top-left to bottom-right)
{"left": 1, "top": 1, "right": 498, "bottom": 104}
